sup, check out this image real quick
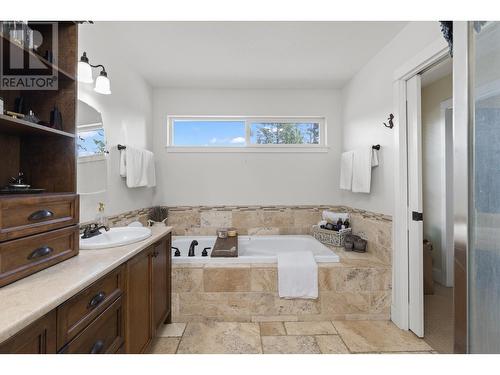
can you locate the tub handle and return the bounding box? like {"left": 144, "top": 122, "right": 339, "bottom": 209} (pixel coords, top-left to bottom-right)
{"left": 172, "top": 247, "right": 180, "bottom": 257}
{"left": 202, "top": 247, "right": 211, "bottom": 257}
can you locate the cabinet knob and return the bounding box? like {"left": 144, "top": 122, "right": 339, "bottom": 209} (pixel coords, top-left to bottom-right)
{"left": 87, "top": 291, "right": 106, "bottom": 309}
{"left": 89, "top": 339, "right": 105, "bottom": 354}
{"left": 27, "top": 246, "right": 53, "bottom": 260}
{"left": 28, "top": 209, "right": 54, "bottom": 221}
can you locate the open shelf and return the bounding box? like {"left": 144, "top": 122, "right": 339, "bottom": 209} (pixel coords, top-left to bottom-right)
{"left": 0, "top": 33, "right": 76, "bottom": 81}
{"left": 0, "top": 114, "right": 75, "bottom": 138}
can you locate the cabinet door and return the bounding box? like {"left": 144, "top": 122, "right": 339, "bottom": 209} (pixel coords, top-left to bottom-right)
{"left": 125, "top": 246, "right": 152, "bottom": 354}
{"left": 152, "top": 234, "right": 171, "bottom": 330}
{"left": 0, "top": 311, "right": 56, "bottom": 354}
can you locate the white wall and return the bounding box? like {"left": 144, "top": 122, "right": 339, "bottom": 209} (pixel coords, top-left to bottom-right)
{"left": 78, "top": 23, "right": 154, "bottom": 222}
{"left": 421, "top": 74, "right": 452, "bottom": 275}
{"left": 152, "top": 89, "right": 342, "bottom": 206}
{"left": 340, "top": 21, "right": 444, "bottom": 215}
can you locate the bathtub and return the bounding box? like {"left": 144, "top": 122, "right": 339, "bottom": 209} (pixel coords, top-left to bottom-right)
{"left": 171, "top": 235, "right": 339, "bottom": 263}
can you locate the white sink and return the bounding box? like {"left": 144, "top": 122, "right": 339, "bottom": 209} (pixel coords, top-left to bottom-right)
{"left": 80, "top": 227, "right": 152, "bottom": 250}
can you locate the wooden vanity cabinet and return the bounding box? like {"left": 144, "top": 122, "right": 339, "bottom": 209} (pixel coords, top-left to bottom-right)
{"left": 125, "top": 232, "right": 172, "bottom": 353}
{"left": 0, "top": 231, "right": 172, "bottom": 354}
{"left": 125, "top": 245, "right": 153, "bottom": 354}
{"left": 0, "top": 311, "right": 56, "bottom": 354}
{"left": 152, "top": 234, "right": 172, "bottom": 330}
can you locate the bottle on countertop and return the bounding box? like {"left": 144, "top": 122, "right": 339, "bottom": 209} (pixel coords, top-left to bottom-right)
{"left": 344, "top": 219, "right": 350, "bottom": 229}
{"left": 96, "top": 202, "right": 108, "bottom": 226}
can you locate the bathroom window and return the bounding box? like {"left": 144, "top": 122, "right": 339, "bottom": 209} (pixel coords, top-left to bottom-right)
{"left": 77, "top": 124, "right": 106, "bottom": 160}
{"left": 167, "top": 116, "right": 326, "bottom": 152}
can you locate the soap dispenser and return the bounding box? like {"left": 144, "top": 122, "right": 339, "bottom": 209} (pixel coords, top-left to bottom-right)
{"left": 96, "top": 202, "right": 108, "bottom": 226}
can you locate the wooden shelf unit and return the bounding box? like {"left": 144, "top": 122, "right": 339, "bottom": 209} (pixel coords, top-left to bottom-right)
{"left": 0, "top": 22, "right": 78, "bottom": 194}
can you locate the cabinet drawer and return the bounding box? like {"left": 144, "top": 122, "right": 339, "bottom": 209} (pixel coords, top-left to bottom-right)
{"left": 0, "top": 225, "right": 79, "bottom": 287}
{"left": 0, "top": 194, "right": 79, "bottom": 242}
{"left": 57, "top": 266, "right": 124, "bottom": 348}
{"left": 58, "top": 297, "right": 124, "bottom": 354}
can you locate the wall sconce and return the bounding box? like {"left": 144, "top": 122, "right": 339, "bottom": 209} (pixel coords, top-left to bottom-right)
{"left": 77, "top": 52, "right": 111, "bottom": 95}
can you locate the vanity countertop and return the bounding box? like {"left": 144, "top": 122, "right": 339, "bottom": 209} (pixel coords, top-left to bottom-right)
{"left": 0, "top": 225, "right": 173, "bottom": 344}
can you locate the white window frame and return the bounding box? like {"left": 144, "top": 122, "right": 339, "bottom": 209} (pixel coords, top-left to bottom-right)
{"left": 77, "top": 122, "right": 107, "bottom": 163}
{"left": 166, "top": 115, "right": 328, "bottom": 153}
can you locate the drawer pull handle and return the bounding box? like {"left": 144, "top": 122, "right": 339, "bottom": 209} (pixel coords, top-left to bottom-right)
{"left": 28, "top": 209, "right": 54, "bottom": 221}
{"left": 88, "top": 291, "right": 106, "bottom": 309}
{"left": 27, "top": 246, "right": 53, "bottom": 260}
{"left": 89, "top": 340, "right": 105, "bottom": 354}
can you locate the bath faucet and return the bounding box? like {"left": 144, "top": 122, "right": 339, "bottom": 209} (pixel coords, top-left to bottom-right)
{"left": 188, "top": 240, "right": 198, "bottom": 257}
{"left": 81, "top": 223, "right": 110, "bottom": 239}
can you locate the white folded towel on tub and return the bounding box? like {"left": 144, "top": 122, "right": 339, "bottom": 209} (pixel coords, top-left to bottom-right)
{"left": 277, "top": 251, "right": 318, "bottom": 299}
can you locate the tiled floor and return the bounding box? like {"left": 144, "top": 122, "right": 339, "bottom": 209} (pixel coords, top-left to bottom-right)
{"left": 424, "top": 283, "right": 454, "bottom": 353}
{"left": 148, "top": 320, "right": 436, "bottom": 354}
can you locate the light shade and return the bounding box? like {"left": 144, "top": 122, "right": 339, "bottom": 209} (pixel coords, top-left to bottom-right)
{"left": 77, "top": 61, "right": 93, "bottom": 83}
{"left": 94, "top": 72, "right": 111, "bottom": 95}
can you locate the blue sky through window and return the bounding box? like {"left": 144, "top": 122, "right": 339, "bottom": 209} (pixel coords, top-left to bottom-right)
{"left": 172, "top": 120, "right": 246, "bottom": 146}
{"left": 77, "top": 128, "right": 106, "bottom": 157}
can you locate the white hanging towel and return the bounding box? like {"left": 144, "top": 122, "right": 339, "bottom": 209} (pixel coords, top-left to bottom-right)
{"left": 339, "top": 151, "right": 354, "bottom": 190}
{"left": 277, "top": 251, "right": 318, "bottom": 299}
{"left": 120, "top": 146, "right": 156, "bottom": 188}
{"left": 352, "top": 147, "right": 379, "bottom": 193}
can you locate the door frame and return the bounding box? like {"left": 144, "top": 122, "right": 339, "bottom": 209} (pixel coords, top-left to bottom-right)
{"left": 440, "top": 98, "right": 454, "bottom": 288}
{"left": 391, "top": 37, "right": 449, "bottom": 331}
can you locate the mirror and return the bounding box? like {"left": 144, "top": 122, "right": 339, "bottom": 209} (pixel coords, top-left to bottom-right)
{"left": 76, "top": 100, "right": 108, "bottom": 195}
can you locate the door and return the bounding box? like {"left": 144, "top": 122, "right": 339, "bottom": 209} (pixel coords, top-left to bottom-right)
{"left": 467, "top": 21, "right": 500, "bottom": 353}
{"left": 125, "top": 246, "right": 152, "bottom": 354}
{"left": 152, "top": 238, "right": 169, "bottom": 330}
{"left": 407, "top": 74, "right": 424, "bottom": 337}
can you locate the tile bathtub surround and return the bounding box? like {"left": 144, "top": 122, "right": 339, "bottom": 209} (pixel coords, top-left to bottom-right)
{"left": 167, "top": 205, "right": 392, "bottom": 264}
{"left": 171, "top": 251, "right": 391, "bottom": 323}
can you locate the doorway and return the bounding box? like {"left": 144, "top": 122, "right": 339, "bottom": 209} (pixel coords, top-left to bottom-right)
{"left": 420, "top": 59, "right": 454, "bottom": 353}
{"left": 406, "top": 57, "right": 454, "bottom": 352}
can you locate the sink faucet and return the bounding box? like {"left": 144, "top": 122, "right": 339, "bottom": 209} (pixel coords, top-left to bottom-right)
{"left": 188, "top": 240, "right": 198, "bottom": 257}
{"left": 81, "top": 223, "right": 110, "bottom": 239}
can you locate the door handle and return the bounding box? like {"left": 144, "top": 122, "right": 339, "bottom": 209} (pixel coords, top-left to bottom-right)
{"left": 412, "top": 211, "right": 423, "bottom": 221}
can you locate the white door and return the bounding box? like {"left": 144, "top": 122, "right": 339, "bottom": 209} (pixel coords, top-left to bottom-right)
{"left": 407, "top": 74, "right": 424, "bottom": 337}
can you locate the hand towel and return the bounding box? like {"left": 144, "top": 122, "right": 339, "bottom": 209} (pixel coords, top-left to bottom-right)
{"left": 277, "top": 251, "right": 318, "bottom": 299}
{"left": 352, "top": 147, "right": 379, "bottom": 193}
{"left": 122, "top": 146, "right": 156, "bottom": 188}
{"left": 340, "top": 150, "right": 354, "bottom": 190}
{"left": 119, "top": 149, "right": 127, "bottom": 177}
{"left": 322, "top": 211, "right": 350, "bottom": 223}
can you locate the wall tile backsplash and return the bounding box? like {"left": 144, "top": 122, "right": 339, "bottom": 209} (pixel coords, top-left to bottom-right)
{"left": 167, "top": 205, "right": 392, "bottom": 264}
{"left": 93, "top": 204, "right": 392, "bottom": 264}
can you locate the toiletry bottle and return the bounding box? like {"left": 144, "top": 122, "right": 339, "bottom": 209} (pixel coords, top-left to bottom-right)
{"left": 96, "top": 202, "right": 108, "bottom": 226}
{"left": 344, "top": 219, "right": 350, "bottom": 229}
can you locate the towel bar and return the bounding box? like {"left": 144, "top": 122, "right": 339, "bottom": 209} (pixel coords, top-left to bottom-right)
{"left": 372, "top": 144, "right": 380, "bottom": 150}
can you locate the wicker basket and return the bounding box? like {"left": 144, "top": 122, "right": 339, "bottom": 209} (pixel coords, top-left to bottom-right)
{"left": 312, "top": 225, "right": 352, "bottom": 247}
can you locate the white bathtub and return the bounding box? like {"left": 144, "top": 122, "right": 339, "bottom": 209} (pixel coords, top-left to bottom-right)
{"left": 171, "top": 235, "right": 339, "bottom": 263}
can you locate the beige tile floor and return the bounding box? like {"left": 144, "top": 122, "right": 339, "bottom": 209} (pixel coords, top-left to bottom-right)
{"left": 148, "top": 320, "right": 436, "bottom": 354}
{"left": 424, "top": 283, "right": 454, "bottom": 354}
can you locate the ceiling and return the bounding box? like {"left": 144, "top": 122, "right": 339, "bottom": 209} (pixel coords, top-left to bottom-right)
{"left": 94, "top": 21, "right": 408, "bottom": 89}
